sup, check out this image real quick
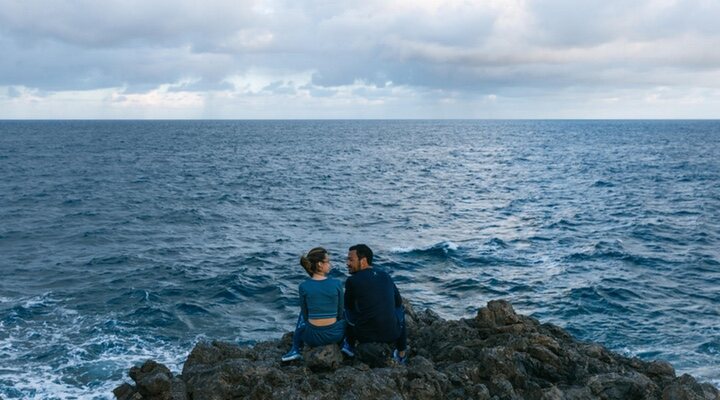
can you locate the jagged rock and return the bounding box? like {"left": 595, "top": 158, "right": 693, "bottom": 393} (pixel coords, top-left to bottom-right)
{"left": 355, "top": 342, "right": 393, "bottom": 368}
{"left": 540, "top": 386, "right": 565, "bottom": 400}
{"left": 116, "top": 360, "right": 185, "bottom": 400}
{"left": 663, "top": 374, "right": 720, "bottom": 400}
{"left": 113, "top": 383, "right": 134, "bottom": 400}
{"left": 476, "top": 299, "right": 521, "bottom": 327}
{"left": 304, "top": 343, "right": 343, "bottom": 371}
{"left": 130, "top": 361, "right": 172, "bottom": 399}
{"left": 587, "top": 372, "right": 659, "bottom": 399}
{"left": 405, "top": 356, "right": 450, "bottom": 399}
{"left": 342, "top": 366, "right": 407, "bottom": 399}
{"left": 489, "top": 374, "right": 519, "bottom": 399}
{"left": 169, "top": 378, "right": 187, "bottom": 400}
{"left": 114, "top": 300, "right": 720, "bottom": 400}
{"left": 447, "top": 344, "right": 474, "bottom": 362}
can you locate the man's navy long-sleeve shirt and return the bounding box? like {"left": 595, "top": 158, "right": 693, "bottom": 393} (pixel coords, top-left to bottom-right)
{"left": 344, "top": 268, "right": 402, "bottom": 343}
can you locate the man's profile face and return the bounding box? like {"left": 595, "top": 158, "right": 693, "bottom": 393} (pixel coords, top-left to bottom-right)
{"left": 346, "top": 250, "right": 361, "bottom": 274}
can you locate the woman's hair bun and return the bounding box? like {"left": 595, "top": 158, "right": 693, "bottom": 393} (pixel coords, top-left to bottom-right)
{"left": 300, "top": 255, "right": 313, "bottom": 275}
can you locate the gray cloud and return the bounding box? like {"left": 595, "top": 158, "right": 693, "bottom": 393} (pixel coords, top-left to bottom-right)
{"left": 6, "top": 85, "right": 21, "bottom": 98}
{"left": 0, "top": 0, "right": 259, "bottom": 47}
{"left": 1, "top": 0, "right": 719, "bottom": 117}
{"left": 527, "top": 0, "right": 720, "bottom": 46}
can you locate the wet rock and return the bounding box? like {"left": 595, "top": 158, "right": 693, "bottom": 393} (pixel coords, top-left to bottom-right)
{"left": 131, "top": 361, "right": 172, "bottom": 398}
{"left": 116, "top": 360, "right": 186, "bottom": 400}
{"left": 113, "top": 383, "right": 135, "bottom": 400}
{"left": 113, "top": 300, "right": 720, "bottom": 400}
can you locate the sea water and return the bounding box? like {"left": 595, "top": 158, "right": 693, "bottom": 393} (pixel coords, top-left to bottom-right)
{"left": 0, "top": 120, "right": 718, "bottom": 399}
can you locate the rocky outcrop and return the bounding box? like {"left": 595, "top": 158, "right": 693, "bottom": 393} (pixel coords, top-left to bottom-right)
{"left": 114, "top": 360, "right": 186, "bottom": 400}
{"left": 114, "top": 300, "right": 719, "bottom": 400}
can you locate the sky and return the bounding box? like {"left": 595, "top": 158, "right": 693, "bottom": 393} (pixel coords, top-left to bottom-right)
{"left": 1, "top": 0, "right": 719, "bottom": 119}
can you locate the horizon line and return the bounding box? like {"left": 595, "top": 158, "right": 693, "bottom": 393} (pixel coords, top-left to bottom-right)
{"left": 1, "top": 118, "right": 719, "bottom": 122}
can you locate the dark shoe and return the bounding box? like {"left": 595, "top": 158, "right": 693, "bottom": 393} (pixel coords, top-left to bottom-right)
{"left": 393, "top": 349, "right": 407, "bottom": 365}
{"left": 281, "top": 348, "right": 302, "bottom": 362}
{"left": 341, "top": 340, "right": 355, "bottom": 357}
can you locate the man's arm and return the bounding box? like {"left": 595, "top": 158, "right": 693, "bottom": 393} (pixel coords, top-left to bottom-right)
{"left": 337, "top": 280, "right": 344, "bottom": 319}
{"left": 393, "top": 283, "right": 402, "bottom": 308}
{"left": 344, "top": 278, "right": 354, "bottom": 314}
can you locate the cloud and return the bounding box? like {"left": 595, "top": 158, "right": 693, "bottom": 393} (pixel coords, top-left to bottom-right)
{"left": 0, "top": 0, "right": 260, "bottom": 47}
{"left": 1, "top": 0, "right": 719, "bottom": 117}
{"left": 6, "top": 85, "right": 22, "bottom": 98}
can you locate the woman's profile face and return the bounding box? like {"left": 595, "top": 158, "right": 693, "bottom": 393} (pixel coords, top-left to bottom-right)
{"left": 319, "top": 256, "right": 331, "bottom": 275}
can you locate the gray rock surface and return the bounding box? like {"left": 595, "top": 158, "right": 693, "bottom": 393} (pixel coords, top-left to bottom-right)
{"left": 114, "top": 300, "right": 720, "bottom": 400}
{"left": 303, "top": 343, "right": 344, "bottom": 371}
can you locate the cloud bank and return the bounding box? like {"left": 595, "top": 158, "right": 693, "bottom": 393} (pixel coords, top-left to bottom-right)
{"left": 1, "top": 0, "right": 719, "bottom": 118}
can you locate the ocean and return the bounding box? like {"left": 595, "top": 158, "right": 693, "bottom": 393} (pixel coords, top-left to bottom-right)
{"left": 0, "top": 120, "right": 718, "bottom": 399}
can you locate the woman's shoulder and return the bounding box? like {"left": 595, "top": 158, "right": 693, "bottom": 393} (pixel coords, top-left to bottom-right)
{"left": 298, "top": 278, "right": 313, "bottom": 291}
{"left": 327, "top": 277, "right": 344, "bottom": 288}
{"left": 306, "top": 277, "right": 344, "bottom": 289}
{"left": 299, "top": 277, "right": 342, "bottom": 287}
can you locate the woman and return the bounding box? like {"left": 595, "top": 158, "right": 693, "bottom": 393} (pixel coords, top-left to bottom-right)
{"left": 282, "top": 247, "right": 345, "bottom": 362}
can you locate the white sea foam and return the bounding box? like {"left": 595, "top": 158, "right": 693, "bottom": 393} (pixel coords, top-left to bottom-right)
{"left": 20, "top": 292, "right": 57, "bottom": 309}
{"left": 0, "top": 327, "right": 190, "bottom": 399}
{"left": 618, "top": 345, "right": 720, "bottom": 389}
{"left": 0, "top": 296, "right": 190, "bottom": 399}
{"left": 5, "top": 366, "right": 116, "bottom": 400}
{"left": 390, "top": 240, "right": 459, "bottom": 254}
{"left": 444, "top": 241, "right": 459, "bottom": 251}
{"left": 389, "top": 246, "right": 420, "bottom": 253}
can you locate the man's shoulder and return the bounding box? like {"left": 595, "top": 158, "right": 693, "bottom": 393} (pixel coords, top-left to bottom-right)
{"left": 366, "top": 267, "right": 392, "bottom": 280}
{"left": 349, "top": 267, "right": 392, "bottom": 282}
{"left": 345, "top": 273, "right": 358, "bottom": 286}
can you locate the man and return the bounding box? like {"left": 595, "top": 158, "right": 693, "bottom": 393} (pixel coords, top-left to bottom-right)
{"left": 343, "top": 244, "right": 407, "bottom": 364}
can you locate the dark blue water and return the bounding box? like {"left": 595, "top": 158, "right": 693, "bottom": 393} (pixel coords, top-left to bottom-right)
{"left": 1, "top": 120, "right": 718, "bottom": 399}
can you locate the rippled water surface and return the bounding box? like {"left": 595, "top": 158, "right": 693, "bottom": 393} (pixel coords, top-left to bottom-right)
{"left": 1, "top": 120, "right": 719, "bottom": 398}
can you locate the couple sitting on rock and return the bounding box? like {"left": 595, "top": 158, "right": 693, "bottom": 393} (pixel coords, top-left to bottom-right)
{"left": 281, "top": 244, "right": 408, "bottom": 365}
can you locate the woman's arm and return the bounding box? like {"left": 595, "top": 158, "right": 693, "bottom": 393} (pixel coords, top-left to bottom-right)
{"left": 299, "top": 284, "right": 309, "bottom": 320}
{"left": 337, "top": 280, "right": 344, "bottom": 319}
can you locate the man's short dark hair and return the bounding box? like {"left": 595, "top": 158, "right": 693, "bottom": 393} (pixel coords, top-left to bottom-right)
{"left": 349, "top": 244, "right": 373, "bottom": 266}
